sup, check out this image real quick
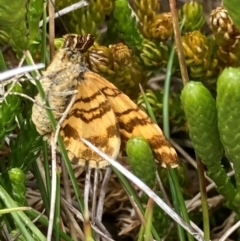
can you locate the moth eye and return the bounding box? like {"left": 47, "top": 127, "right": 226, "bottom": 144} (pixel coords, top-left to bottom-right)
{"left": 69, "top": 53, "right": 78, "bottom": 61}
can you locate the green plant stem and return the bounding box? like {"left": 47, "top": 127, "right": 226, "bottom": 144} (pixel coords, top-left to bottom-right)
{"left": 32, "top": 158, "right": 50, "bottom": 214}
{"left": 43, "top": 140, "right": 51, "bottom": 202}
{"left": 168, "top": 172, "right": 186, "bottom": 241}
{"left": 0, "top": 185, "right": 46, "bottom": 241}
{"left": 206, "top": 163, "right": 237, "bottom": 212}
{"left": 137, "top": 198, "right": 155, "bottom": 241}
{"left": 163, "top": 43, "right": 175, "bottom": 135}
{"left": 144, "top": 198, "right": 155, "bottom": 241}
{"left": 163, "top": 42, "right": 193, "bottom": 241}
{"left": 54, "top": 168, "right": 61, "bottom": 241}
{"left": 138, "top": 226, "right": 145, "bottom": 241}
{"left": 139, "top": 85, "right": 157, "bottom": 124}
{"left": 196, "top": 157, "right": 210, "bottom": 241}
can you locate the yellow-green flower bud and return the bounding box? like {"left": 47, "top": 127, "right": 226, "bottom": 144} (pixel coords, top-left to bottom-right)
{"left": 109, "top": 43, "right": 132, "bottom": 65}
{"left": 140, "top": 40, "right": 168, "bottom": 67}
{"left": 148, "top": 13, "right": 173, "bottom": 41}
{"left": 180, "top": 1, "right": 205, "bottom": 31}
{"left": 182, "top": 31, "right": 218, "bottom": 78}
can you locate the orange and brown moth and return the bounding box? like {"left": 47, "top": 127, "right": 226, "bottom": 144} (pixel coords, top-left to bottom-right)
{"left": 32, "top": 34, "right": 179, "bottom": 168}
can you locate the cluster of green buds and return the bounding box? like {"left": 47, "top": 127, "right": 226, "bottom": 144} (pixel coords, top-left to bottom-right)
{"left": 133, "top": 0, "right": 173, "bottom": 41}
{"left": 181, "top": 30, "right": 218, "bottom": 78}
{"left": 137, "top": 89, "right": 185, "bottom": 131}
{"left": 139, "top": 39, "right": 169, "bottom": 68}
{"left": 179, "top": 1, "right": 205, "bottom": 32}
{"left": 85, "top": 42, "right": 147, "bottom": 97}
{"left": 133, "top": 0, "right": 160, "bottom": 24}
{"left": 148, "top": 13, "right": 173, "bottom": 41}
{"left": 210, "top": 6, "right": 240, "bottom": 66}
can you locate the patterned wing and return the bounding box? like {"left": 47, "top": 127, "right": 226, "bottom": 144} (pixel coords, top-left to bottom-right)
{"left": 83, "top": 71, "right": 179, "bottom": 168}
{"left": 60, "top": 73, "right": 121, "bottom": 168}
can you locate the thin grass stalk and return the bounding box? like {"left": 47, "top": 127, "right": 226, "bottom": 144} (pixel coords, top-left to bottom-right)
{"left": 139, "top": 84, "right": 157, "bottom": 124}
{"left": 54, "top": 167, "right": 61, "bottom": 241}
{"left": 42, "top": 140, "right": 51, "bottom": 203}
{"left": 0, "top": 185, "right": 46, "bottom": 241}
{"left": 162, "top": 7, "right": 195, "bottom": 240}
{"left": 196, "top": 157, "right": 210, "bottom": 240}
{"left": 144, "top": 198, "right": 154, "bottom": 241}
{"left": 168, "top": 171, "right": 186, "bottom": 241}
{"left": 163, "top": 41, "right": 190, "bottom": 241}
{"left": 32, "top": 159, "right": 50, "bottom": 214}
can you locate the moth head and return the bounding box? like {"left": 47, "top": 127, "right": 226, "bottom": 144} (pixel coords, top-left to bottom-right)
{"left": 61, "top": 48, "right": 84, "bottom": 64}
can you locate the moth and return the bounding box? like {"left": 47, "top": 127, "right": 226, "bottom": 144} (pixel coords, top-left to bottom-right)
{"left": 32, "top": 34, "right": 179, "bottom": 168}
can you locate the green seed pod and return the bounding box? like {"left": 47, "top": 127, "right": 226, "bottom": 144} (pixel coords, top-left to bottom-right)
{"left": 217, "top": 67, "right": 240, "bottom": 173}
{"left": 181, "top": 81, "right": 237, "bottom": 205}
{"left": 181, "top": 81, "right": 223, "bottom": 166}
{"left": 126, "top": 136, "right": 156, "bottom": 187}
{"left": 181, "top": 81, "right": 236, "bottom": 203}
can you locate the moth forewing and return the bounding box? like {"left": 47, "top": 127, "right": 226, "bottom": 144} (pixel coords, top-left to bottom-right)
{"left": 83, "top": 71, "right": 179, "bottom": 168}
{"left": 60, "top": 76, "right": 121, "bottom": 168}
